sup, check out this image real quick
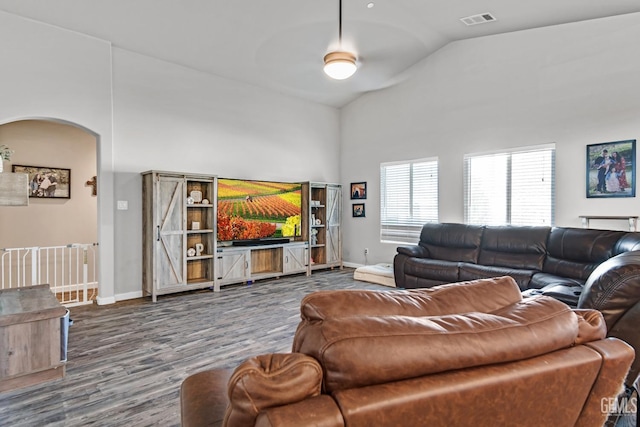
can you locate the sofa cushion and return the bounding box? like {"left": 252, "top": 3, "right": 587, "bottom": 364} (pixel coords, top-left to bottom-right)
{"left": 295, "top": 296, "right": 578, "bottom": 393}
{"left": 529, "top": 272, "right": 585, "bottom": 290}
{"left": 223, "top": 353, "right": 323, "bottom": 427}
{"left": 477, "top": 225, "right": 549, "bottom": 270}
{"left": 297, "top": 276, "right": 523, "bottom": 322}
{"left": 458, "top": 263, "right": 536, "bottom": 290}
{"left": 543, "top": 227, "right": 625, "bottom": 280}
{"left": 418, "top": 223, "right": 484, "bottom": 263}
{"left": 528, "top": 272, "right": 587, "bottom": 306}
{"left": 403, "top": 258, "right": 459, "bottom": 283}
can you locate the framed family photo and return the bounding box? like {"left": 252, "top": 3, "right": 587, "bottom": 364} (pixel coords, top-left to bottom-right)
{"left": 586, "top": 140, "right": 635, "bottom": 198}
{"left": 350, "top": 182, "right": 366, "bottom": 199}
{"left": 12, "top": 165, "right": 71, "bottom": 199}
{"left": 352, "top": 203, "right": 365, "bottom": 217}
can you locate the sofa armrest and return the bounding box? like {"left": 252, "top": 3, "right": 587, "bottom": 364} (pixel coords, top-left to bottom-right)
{"left": 224, "top": 353, "right": 323, "bottom": 427}
{"left": 578, "top": 250, "right": 640, "bottom": 330}
{"left": 181, "top": 368, "right": 233, "bottom": 427}
{"left": 394, "top": 245, "right": 429, "bottom": 288}
{"left": 255, "top": 396, "right": 344, "bottom": 427}
{"left": 396, "top": 245, "right": 429, "bottom": 258}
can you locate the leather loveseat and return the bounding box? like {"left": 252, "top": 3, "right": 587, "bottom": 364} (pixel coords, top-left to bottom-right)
{"left": 394, "top": 223, "right": 640, "bottom": 386}
{"left": 181, "top": 277, "right": 635, "bottom": 427}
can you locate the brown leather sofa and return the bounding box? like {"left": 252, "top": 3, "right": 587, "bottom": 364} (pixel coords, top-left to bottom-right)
{"left": 394, "top": 222, "right": 640, "bottom": 386}
{"left": 181, "top": 277, "right": 635, "bottom": 427}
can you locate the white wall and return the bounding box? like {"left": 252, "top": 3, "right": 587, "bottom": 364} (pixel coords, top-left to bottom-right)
{"left": 341, "top": 13, "right": 640, "bottom": 266}
{"left": 0, "top": 11, "right": 115, "bottom": 303}
{"left": 0, "top": 11, "right": 340, "bottom": 302}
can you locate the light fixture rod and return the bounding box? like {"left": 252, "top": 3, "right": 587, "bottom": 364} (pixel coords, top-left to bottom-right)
{"left": 338, "top": 0, "right": 343, "bottom": 44}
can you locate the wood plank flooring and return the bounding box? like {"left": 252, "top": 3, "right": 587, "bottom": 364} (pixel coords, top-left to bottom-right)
{"left": 0, "top": 269, "right": 389, "bottom": 427}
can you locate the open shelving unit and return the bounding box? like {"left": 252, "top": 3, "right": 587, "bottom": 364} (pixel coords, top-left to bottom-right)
{"left": 141, "top": 171, "right": 217, "bottom": 302}
{"left": 302, "top": 182, "right": 342, "bottom": 271}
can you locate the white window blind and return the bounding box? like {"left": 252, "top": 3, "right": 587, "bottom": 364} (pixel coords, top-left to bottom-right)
{"left": 380, "top": 158, "right": 438, "bottom": 243}
{"left": 464, "top": 145, "right": 555, "bottom": 226}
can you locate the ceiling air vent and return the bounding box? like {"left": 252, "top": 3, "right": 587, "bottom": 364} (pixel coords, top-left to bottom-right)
{"left": 460, "top": 13, "right": 497, "bottom": 26}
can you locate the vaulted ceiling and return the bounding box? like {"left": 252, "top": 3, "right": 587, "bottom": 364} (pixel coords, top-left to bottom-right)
{"left": 1, "top": 0, "right": 639, "bottom": 107}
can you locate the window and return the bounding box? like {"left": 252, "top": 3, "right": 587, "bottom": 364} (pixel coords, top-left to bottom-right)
{"left": 464, "top": 144, "right": 555, "bottom": 226}
{"left": 380, "top": 158, "right": 438, "bottom": 243}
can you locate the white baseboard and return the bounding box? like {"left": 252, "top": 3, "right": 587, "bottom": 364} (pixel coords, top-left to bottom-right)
{"left": 96, "top": 295, "right": 116, "bottom": 305}
{"left": 343, "top": 262, "right": 364, "bottom": 268}
{"left": 95, "top": 290, "right": 142, "bottom": 305}
{"left": 115, "top": 290, "right": 143, "bottom": 302}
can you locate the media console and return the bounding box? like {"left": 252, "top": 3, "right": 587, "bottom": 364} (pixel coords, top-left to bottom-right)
{"left": 142, "top": 171, "right": 342, "bottom": 301}
{"left": 215, "top": 241, "right": 309, "bottom": 290}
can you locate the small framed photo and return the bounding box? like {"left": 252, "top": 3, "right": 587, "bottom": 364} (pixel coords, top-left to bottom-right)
{"left": 351, "top": 182, "right": 366, "bottom": 199}
{"left": 586, "top": 140, "right": 635, "bottom": 198}
{"left": 352, "top": 203, "right": 365, "bottom": 218}
{"left": 12, "top": 164, "right": 71, "bottom": 199}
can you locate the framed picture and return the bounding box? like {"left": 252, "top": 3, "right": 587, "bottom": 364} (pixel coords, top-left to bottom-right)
{"left": 586, "top": 140, "right": 635, "bottom": 198}
{"left": 352, "top": 203, "right": 365, "bottom": 218}
{"left": 12, "top": 165, "right": 71, "bottom": 199}
{"left": 351, "top": 182, "right": 366, "bottom": 199}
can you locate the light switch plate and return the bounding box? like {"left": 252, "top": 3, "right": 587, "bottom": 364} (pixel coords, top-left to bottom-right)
{"left": 117, "top": 200, "right": 128, "bottom": 210}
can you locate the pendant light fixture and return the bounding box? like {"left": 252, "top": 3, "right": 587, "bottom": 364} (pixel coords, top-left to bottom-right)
{"left": 324, "top": 0, "right": 357, "bottom": 80}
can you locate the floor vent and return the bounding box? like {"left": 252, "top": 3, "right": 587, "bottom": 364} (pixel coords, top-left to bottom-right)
{"left": 460, "top": 12, "right": 497, "bottom": 26}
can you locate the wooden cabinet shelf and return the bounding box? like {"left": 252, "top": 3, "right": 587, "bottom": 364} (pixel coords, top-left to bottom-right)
{"left": 302, "top": 182, "right": 342, "bottom": 270}
{"left": 142, "top": 171, "right": 217, "bottom": 302}
{"left": 187, "top": 254, "right": 214, "bottom": 260}
{"left": 188, "top": 204, "right": 214, "bottom": 208}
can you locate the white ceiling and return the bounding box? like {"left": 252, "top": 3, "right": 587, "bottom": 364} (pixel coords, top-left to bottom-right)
{"left": 1, "top": 0, "right": 640, "bottom": 107}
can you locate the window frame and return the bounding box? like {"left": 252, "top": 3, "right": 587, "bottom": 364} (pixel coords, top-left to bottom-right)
{"left": 463, "top": 144, "right": 555, "bottom": 226}
{"left": 380, "top": 157, "right": 439, "bottom": 244}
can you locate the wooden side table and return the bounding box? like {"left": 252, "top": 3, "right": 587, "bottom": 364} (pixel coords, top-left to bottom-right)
{"left": 0, "top": 284, "right": 67, "bottom": 392}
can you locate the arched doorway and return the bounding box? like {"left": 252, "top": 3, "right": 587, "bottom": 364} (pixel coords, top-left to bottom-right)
{"left": 0, "top": 119, "right": 99, "bottom": 304}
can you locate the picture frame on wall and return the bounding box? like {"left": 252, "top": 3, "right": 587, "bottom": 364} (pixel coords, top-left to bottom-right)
{"left": 352, "top": 203, "right": 365, "bottom": 218}
{"left": 350, "top": 182, "right": 366, "bottom": 199}
{"left": 586, "top": 140, "right": 635, "bottom": 198}
{"left": 12, "top": 165, "right": 71, "bottom": 199}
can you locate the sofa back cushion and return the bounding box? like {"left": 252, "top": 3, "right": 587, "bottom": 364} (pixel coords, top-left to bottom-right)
{"left": 613, "top": 232, "right": 640, "bottom": 255}
{"left": 295, "top": 296, "right": 578, "bottom": 393}
{"left": 543, "top": 227, "right": 625, "bottom": 280}
{"left": 418, "top": 223, "right": 484, "bottom": 263}
{"left": 477, "top": 225, "right": 550, "bottom": 270}
{"left": 298, "top": 276, "right": 522, "bottom": 321}
{"left": 294, "top": 276, "right": 523, "bottom": 352}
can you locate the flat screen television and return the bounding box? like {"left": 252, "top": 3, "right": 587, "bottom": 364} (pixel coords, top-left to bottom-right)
{"left": 217, "top": 178, "right": 302, "bottom": 244}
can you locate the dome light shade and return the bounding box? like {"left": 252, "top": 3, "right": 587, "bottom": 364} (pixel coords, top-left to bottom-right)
{"left": 323, "top": 51, "right": 357, "bottom": 80}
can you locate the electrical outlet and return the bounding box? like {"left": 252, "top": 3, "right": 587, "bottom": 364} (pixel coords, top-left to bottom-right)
{"left": 364, "top": 248, "right": 369, "bottom": 255}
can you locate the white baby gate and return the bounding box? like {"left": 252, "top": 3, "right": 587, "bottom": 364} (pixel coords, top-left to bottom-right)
{"left": 1, "top": 243, "right": 98, "bottom": 306}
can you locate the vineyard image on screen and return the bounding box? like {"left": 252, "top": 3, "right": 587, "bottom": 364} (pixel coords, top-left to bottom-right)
{"left": 217, "top": 178, "right": 302, "bottom": 242}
